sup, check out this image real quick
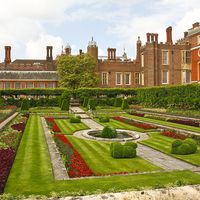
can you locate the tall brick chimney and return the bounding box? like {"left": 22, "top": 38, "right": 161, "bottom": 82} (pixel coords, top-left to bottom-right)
{"left": 136, "top": 36, "right": 141, "bottom": 62}
{"left": 146, "top": 33, "right": 150, "bottom": 43}
{"left": 166, "top": 26, "right": 173, "bottom": 45}
{"left": 46, "top": 46, "right": 53, "bottom": 61}
{"left": 108, "top": 48, "right": 116, "bottom": 61}
{"left": 4, "top": 46, "right": 11, "bottom": 64}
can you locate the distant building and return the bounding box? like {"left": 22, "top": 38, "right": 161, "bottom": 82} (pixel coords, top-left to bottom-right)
{"left": 0, "top": 22, "right": 199, "bottom": 89}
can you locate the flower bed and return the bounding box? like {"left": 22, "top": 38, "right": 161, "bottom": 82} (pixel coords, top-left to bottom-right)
{"left": 11, "top": 122, "right": 26, "bottom": 132}
{"left": 161, "top": 131, "right": 187, "bottom": 140}
{"left": 129, "top": 112, "right": 145, "bottom": 117}
{"left": 167, "top": 118, "right": 200, "bottom": 127}
{"left": 45, "top": 117, "right": 61, "bottom": 133}
{"left": 54, "top": 134, "right": 93, "bottom": 178}
{"left": 113, "top": 116, "right": 157, "bottom": 130}
{"left": 0, "top": 106, "right": 17, "bottom": 123}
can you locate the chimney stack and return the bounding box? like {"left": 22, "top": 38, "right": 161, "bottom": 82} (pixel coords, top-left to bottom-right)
{"left": 146, "top": 33, "right": 150, "bottom": 43}
{"left": 166, "top": 26, "right": 173, "bottom": 45}
{"left": 107, "top": 48, "right": 116, "bottom": 61}
{"left": 192, "top": 22, "right": 199, "bottom": 29}
{"left": 155, "top": 33, "right": 158, "bottom": 43}
{"left": 4, "top": 46, "right": 11, "bottom": 64}
{"left": 46, "top": 46, "right": 53, "bottom": 61}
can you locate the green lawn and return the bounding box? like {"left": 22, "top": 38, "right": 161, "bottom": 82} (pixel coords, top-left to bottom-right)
{"left": 67, "top": 136, "right": 160, "bottom": 174}
{"left": 123, "top": 114, "right": 200, "bottom": 133}
{"left": 5, "top": 115, "right": 200, "bottom": 197}
{"left": 140, "top": 132, "right": 200, "bottom": 166}
{"left": 29, "top": 106, "right": 69, "bottom": 114}
{"left": 96, "top": 118, "right": 144, "bottom": 132}
{"left": 55, "top": 119, "right": 89, "bottom": 135}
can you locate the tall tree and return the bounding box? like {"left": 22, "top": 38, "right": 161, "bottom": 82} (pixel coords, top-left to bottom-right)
{"left": 56, "top": 54, "right": 99, "bottom": 89}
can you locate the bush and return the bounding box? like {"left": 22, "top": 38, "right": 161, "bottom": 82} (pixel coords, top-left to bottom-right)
{"left": 121, "top": 99, "right": 129, "bottom": 110}
{"left": 99, "top": 116, "right": 110, "bottom": 122}
{"left": 83, "top": 97, "right": 89, "bottom": 107}
{"left": 114, "top": 98, "right": 122, "bottom": 107}
{"left": 61, "top": 99, "right": 70, "bottom": 111}
{"left": 70, "top": 117, "right": 81, "bottom": 123}
{"left": 87, "top": 99, "right": 96, "bottom": 110}
{"left": 0, "top": 97, "right": 4, "bottom": 106}
{"left": 101, "top": 126, "right": 117, "bottom": 138}
{"left": 171, "top": 138, "right": 197, "bottom": 155}
{"left": 21, "top": 100, "right": 29, "bottom": 111}
{"left": 110, "top": 141, "right": 137, "bottom": 158}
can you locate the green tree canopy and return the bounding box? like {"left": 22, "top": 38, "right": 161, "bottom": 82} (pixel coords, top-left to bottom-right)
{"left": 56, "top": 54, "right": 99, "bottom": 89}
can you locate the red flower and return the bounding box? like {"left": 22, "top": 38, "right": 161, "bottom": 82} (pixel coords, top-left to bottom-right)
{"left": 161, "top": 131, "right": 187, "bottom": 140}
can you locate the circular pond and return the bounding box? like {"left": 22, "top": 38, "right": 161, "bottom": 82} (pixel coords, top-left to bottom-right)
{"left": 82, "top": 129, "right": 140, "bottom": 142}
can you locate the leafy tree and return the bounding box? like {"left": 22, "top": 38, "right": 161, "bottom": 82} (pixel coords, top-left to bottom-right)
{"left": 21, "top": 100, "right": 29, "bottom": 111}
{"left": 56, "top": 54, "right": 99, "bottom": 89}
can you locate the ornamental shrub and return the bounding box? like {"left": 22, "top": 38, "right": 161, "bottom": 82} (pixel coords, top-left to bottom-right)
{"left": 171, "top": 138, "right": 197, "bottom": 155}
{"left": 87, "top": 99, "right": 96, "bottom": 110}
{"left": 114, "top": 98, "right": 122, "bottom": 107}
{"left": 121, "top": 99, "right": 129, "bottom": 110}
{"left": 21, "top": 100, "right": 29, "bottom": 111}
{"left": 70, "top": 116, "right": 81, "bottom": 123}
{"left": 61, "top": 99, "right": 70, "bottom": 111}
{"left": 111, "top": 142, "right": 123, "bottom": 158}
{"left": 124, "top": 141, "right": 137, "bottom": 149}
{"left": 83, "top": 97, "right": 89, "bottom": 107}
{"left": 123, "top": 146, "right": 136, "bottom": 158}
{"left": 101, "top": 126, "right": 117, "bottom": 138}
{"left": 99, "top": 116, "right": 110, "bottom": 122}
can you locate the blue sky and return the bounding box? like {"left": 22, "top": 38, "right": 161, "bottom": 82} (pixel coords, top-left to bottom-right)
{"left": 0, "top": 0, "right": 199, "bottom": 61}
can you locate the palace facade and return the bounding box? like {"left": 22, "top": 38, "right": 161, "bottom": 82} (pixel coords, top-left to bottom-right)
{"left": 0, "top": 22, "right": 199, "bottom": 89}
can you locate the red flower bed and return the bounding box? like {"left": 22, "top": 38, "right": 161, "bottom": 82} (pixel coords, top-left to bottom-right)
{"left": 11, "top": 122, "right": 26, "bottom": 132}
{"left": 167, "top": 119, "right": 199, "bottom": 127}
{"left": 54, "top": 134, "right": 93, "bottom": 178}
{"left": 129, "top": 112, "right": 145, "bottom": 117}
{"left": 0, "top": 148, "right": 16, "bottom": 193}
{"left": 161, "top": 131, "right": 187, "bottom": 140}
{"left": 45, "top": 117, "right": 61, "bottom": 133}
{"left": 113, "top": 116, "right": 156, "bottom": 130}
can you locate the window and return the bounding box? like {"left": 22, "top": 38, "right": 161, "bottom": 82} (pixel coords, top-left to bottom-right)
{"left": 0, "top": 82, "right": 3, "bottom": 89}
{"left": 124, "top": 73, "right": 131, "bottom": 85}
{"left": 115, "top": 72, "right": 122, "bottom": 85}
{"left": 102, "top": 72, "right": 108, "bottom": 85}
{"left": 135, "top": 72, "right": 140, "bottom": 85}
{"left": 48, "top": 82, "right": 55, "bottom": 88}
{"left": 141, "top": 72, "right": 144, "bottom": 86}
{"left": 181, "top": 50, "right": 191, "bottom": 64}
{"left": 141, "top": 53, "right": 144, "bottom": 67}
{"left": 15, "top": 82, "right": 20, "bottom": 89}
{"left": 182, "top": 70, "right": 191, "bottom": 83}
{"left": 27, "top": 82, "right": 33, "bottom": 88}
{"left": 162, "top": 70, "right": 169, "bottom": 84}
{"left": 5, "top": 82, "right": 10, "bottom": 89}
{"left": 39, "top": 82, "right": 45, "bottom": 88}
{"left": 162, "top": 50, "right": 169, "bottom": 65}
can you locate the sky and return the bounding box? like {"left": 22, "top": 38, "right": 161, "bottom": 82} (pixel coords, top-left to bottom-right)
{"left": 0, "top": 0, "right": 199, "bottom": 61}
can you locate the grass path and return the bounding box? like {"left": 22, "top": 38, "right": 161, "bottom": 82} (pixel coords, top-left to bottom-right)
{"left": 4, "top": 115, "right": 200, "bottom": 196}
{"left": 123, "top": 114, "right": 200, "bottom": 133}
{"left": 97, "top": 119, "right": 144, "bottom": 132}
{"left": 140, "top": 132, "right": 200, "bottom": 166}
{"left": 67, "top": 136, "right": 160, "bottom": 174}
{"left": 55, "top": 119, "right": 88, "bottom": 135}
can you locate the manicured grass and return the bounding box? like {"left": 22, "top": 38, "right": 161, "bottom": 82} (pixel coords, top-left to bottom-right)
{"left": 5, "top": 115, "right": 200, "bottom": 196}
{"left": 55, "top": 119, "right": 89, "bottom": 135}
{"left": 29, "top": 107, "right": 69, "bottom": 114}
{"left": 67, "top": 136, "right": 160, "bottom": 174}
{"left": 123, "top": 114, "right": 200, "bottom": 133}
{"left": 140, "top": 132, "right": 200, "bottom": 166}
{"left": 96, "top": 118, "right": 144, "bottom": 132}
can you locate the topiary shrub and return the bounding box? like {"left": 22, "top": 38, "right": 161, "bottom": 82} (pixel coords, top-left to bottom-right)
{"left": 87, "top": 99, "right": 96, "bottom": 110}
{"left": 114, "top": 98, "right": 122, "bottom": 107}
{"left": 121, "top": 99, "right": 129, "bottom": 110}
{"left": 110, "top": 141, "right": 137, "bottom": 158}
{"left": 70, "top": 116, "right": 81, "bottom": 123}
{"left": 171, "top": 138, "right": 197, "bottom": 155}
{"left": 101, "top": 126, "right": 117, "bottom": 138}
{"left": 99, "top": 116, "right": 110, "bottom": 123}
{"left": 21, "top": 100, "right": 29, "bottom": 111}
{"left": 61, "top": 99, "right": 69, "bottom": 111}
{"left": 83, "top": 97, "right": 89, "bottom": 108}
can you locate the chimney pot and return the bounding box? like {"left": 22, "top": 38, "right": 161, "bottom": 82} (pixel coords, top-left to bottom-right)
{"left": 193, "top": 22, "right": 199, "bottom": 29}
{"left": 166, "top": 26, "right": 173, "bottom": 45}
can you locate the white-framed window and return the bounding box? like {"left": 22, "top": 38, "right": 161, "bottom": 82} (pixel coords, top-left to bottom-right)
{"left": 48, "top": 82, "right": 55, "bottom": 88}
{"left": 15, "top": 82, "right": 20, "bottom": 89}
{"left": 141, "top": 53, "right": 144, "bottom": 67}
{"left": 39, "top": 82, "right": 45, "bottom": 88}
{"left": 5, "top": 82, "right": 10, "bottom": 89}
{"left": 102, "top": 72, "right": 108, "bottom": 85}
{"left": 162, "top": 70, "right": 169, "bottom": 84}
{"left": 181, "top": 50, "right": 191, "bottom": 64}
{"left": 135, "top": 72, "right": 140, "bottom": 85}
{"left": 141, "top": 72, "right": 144, "bottom": 86}
{"left": 162, "top": 50, "right": 169, "bottom": 65}
{"left": 115, "top": 72, "right": 123, "bottom": 85}
{"left": 124, "top": 72, "right": 131, "bottom": 85}
{"left": 0, "top": 82, "right": 3, "bottom": 89}
{"left": 27, "top": 82, "right": 33, "bottom": 88}
{"left": 182, "top": 70, "right": 191, "bottom": 83}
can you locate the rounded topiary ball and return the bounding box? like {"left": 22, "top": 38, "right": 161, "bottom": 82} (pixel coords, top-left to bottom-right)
{"left": 101, "top": 126, "right": 117, "bottom": 138}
